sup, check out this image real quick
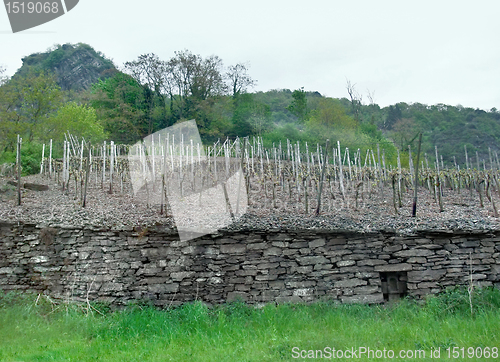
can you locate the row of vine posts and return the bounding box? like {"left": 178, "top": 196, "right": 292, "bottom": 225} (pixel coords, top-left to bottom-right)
{"left": 15, "top": 131, "right": 500, "bottom": 219}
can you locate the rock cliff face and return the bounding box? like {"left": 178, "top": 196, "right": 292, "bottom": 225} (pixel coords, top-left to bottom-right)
{"left": 16, "top": 43, "right": 116, "bottom": 91}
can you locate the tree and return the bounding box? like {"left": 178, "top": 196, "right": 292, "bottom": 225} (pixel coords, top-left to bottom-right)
{"left": 248, "top": 109, "right": 272, "bottom": 136}
{"left": 0, "top": 66, "right": 8, "bottom": 86}
{"left": 195, "top": 96, "right": 234, "bottom": 141}
{"left": 287, "top": 87, "right": 308, "bottom": 123}
{"left": 167, "top": 50, "right": 198, "bottom": 99}
{"left": 18, "top": 70, "right": 62, "bottom": 142}
{"left": 226, "top": 63, "right": 256, "bottom": 98}
{"left": 308, "top": 97, "right": 357, "bottom": 129}
{"left": 166, "top": 50, "right": 227, "bottom": 120}
{"left": 230, "top": 93, "right": 272, "bottom": 137}
{"left": 124, "top": 53, "right": 165, "bottom": 94}
{"left": 191, "top": 54, "right": 226, "bottom": 101}
{"left": 124, "top": 54, "right": 168, "bottom": 134}
{"left": 346, "top": 79, "right": 362, "bottom": 121}
{"left": 0, "top": 69, "right": 62, "bottom": 147}
{"left": 92, "top": 50, "right": 257, "bottom": 141}
{"left": 366, "top": 88, "right": 376, "bottom": 106}
{"left": 90, "top": 72, "right": 146, "bottom": 143}
{"left": 0, "top": 79, "right": 22, "bottom": 153}
{"left": 42, "top": 102, "right": 107, "bottom": 144}
{"left": 384, "top": 103, "right": 403, "bottom": 130}
{"left": 163, "top": 50, "right": 229, "bottom": 135}
{"left": 391, "top": 118, "right": 420, "bottom": 151}
{"left": 166, "top": 50, "right": 201, "bottom": 119}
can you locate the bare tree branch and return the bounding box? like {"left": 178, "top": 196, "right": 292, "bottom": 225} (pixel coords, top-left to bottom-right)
{"left": 226, "top": 63, "right": 256, "bottom": 98}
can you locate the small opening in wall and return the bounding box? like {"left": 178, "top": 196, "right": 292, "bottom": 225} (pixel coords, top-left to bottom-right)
{"left": 380, "top": 271, "right": 408, "bottom": 302}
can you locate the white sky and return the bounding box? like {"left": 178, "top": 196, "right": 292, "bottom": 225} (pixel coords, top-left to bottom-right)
{"left": 1, "top": 0, "right": 499, "bottom": 110}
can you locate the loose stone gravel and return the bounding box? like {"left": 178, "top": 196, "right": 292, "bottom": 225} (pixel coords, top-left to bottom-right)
{"left": 1, "top": 174, "right": 498, "bottom": 235}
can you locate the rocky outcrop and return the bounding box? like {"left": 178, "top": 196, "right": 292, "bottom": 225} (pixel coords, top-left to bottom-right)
{"left": 17, "top": 43, "right": 116, "bottom": 91}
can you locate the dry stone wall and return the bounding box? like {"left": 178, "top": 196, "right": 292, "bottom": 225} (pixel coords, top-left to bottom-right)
{"left": 1, "top": 222, "right": 499, "bottom": 306}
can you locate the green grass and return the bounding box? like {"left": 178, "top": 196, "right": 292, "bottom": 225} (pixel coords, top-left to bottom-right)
{"left": 1, "top": 287, "right": 499, "bottom": 361}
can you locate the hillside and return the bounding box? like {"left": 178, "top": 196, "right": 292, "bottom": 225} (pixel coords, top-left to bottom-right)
{"left": 1, "top": 44, "right": 500, "bottom": 173}
{"left": 354, "top": 101, "right": 500, "bottom": 167}
{"left": 14, "top": 43, "right": 116, "bottom": 91}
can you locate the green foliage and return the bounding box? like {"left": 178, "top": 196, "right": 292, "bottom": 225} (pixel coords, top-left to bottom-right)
{"left": 0, "top": 86, "right": 24, "bottom": 153}
{"left": 258, "top": 95, "right": 399, "bottom": 165}
{"left": 424, "top": 286, "right": 500, "bottom": 317}
{"left": 43, "top": 102, "right": 107, "bottom": 144}
{"left": 360, "top": 120, "right": 383, "bottom": 141}
{"left": 0, "top": 69, "right": 62, "bottom": 153}
{"left": 367, "top": 102, "right": 500, "bottom": 167}
{"left": 254, "top": 89, "right": 295, "bottom": 124}
{"left": 391, "top": 118, "right": 421, "bottom": 151}
{"left": 1, "top": 288, "right": 500, "bottom": 361}
{"left": 90, "top": 72, "right": 147, "bottom": 143}
{"left": 231, "top": 93, "right": 272, "bottom": 137}
{"left": 0, "top": 141, "right": 44, "bottom": 175}
{"left": 92, "top": 72, "right": 144, "bottom": 106}
{"left": 19, "top": 70, "right": 63, "bottom": 141}
{"left": 43, "top": 46, "right": 65, "bottom": 69}
{"left": 286, "top": 87, "right": 309, "bottom": 123}
{"left": 193, "top": 97, "right": 233, "bottom": 141}
{"left": 307, "top": 97, "right": 357, "bottom": 130}
{"left": 261, "top": 123, "right": 308, "bottom": 146}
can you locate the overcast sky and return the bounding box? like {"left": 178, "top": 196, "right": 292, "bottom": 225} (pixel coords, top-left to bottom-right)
{"left": 1, "top": 0, "right": 499, "bottom": 110}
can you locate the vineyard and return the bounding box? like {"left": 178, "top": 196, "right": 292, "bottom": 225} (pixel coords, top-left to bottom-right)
{"left": 3, "top": 127, "right": 500, "bottom": 233}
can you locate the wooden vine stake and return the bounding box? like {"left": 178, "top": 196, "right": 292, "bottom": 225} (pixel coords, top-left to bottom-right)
{"left": 109, "top": 141, "right": 114, "bottom": 194}
{"left": 484, "top": 175, "right": 496, "bottom": 215}
{"left": 315, "top": 139, "right": 329, "bottom": 215}
{"left": 464, "top": 145, "right": 469, "bottom": 170}
{"left": 392, "top": 173, "right": 398, "bottom": 215}
{"left": 102, "top": 141, "right": 106, "bottom": 189}
{"left": 236, "top": 138, "right": 245, "bottom": 215}
{"left": 435, "top": 145, "right": 444, "bottom": 212}
{"left": 83, "top": 142, "right": 91, "bottom": 208}
{"left": 49, "top": 139, "right": 52, "bottom": 178}
{"left": 408, "top": 145, "right": 414, "bottom": 186}
{"left": 412, "top": 132, "right": 422, "bottom": 217}
{"left": 16, "top": 135, "right": 22, "bottom": 206}
{"left": 337, "top": 140, "right": 346, "bottom": 200}
{"left": 304, "top": 177, "right": 309, "bottom": 214}
{"left": 62, "top": 140, "right": 67, "bottom": 190}
{"left": 397, "top": 150, "right": 402, "bottom": 207}
{"left": 40, "top": 143, "right": 45, "bottom": 174}
{"left": 160, "top": 143, "right": 165, "bottom": 215}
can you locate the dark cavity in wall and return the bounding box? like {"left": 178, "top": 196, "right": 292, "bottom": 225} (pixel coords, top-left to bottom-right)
{"left": 380, "top": 272, "right": 408, "bottom": 301}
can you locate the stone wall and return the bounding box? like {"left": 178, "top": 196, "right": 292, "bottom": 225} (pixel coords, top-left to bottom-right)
{"left": 1, "top": 222, "right": 499, "bottom": 306}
